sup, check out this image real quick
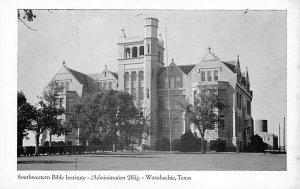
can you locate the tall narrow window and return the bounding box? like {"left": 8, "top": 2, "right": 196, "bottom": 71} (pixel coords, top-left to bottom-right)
{"left": 146, "top": 43, "right": 150, "bottom": 54}
{"left": 201, "top": 71, "right": 205, "bottom": 81}
{"left": 164, "top": 118, "right": 170, "bottom": 132}
{"left": 173, "top": 118, "right": 180, "bottom": 131}
{"left": 170, "top": 77, "right": 175, "bottom": 88}
{"left": 132, "top": 47, "right": 138, "bottom": 57}
{"left": 59, "top": 98, "right": 64, "bottom": 108}
{"left": 131, "top": 72, "right": 137, "bottom": 101}
{"left": 103, "top": 82, "right": 107, "bottom": 89}
{"left": 207, "top": 71, "right": 212, "bottom": 81}
{"left": 139, "top": 46, "right": 144, "bottom": 56}
{"left": 158, "top": 51, "right": 161, "bottom": 62}
{"left": 219, "top": 115, "right": 225, "bottom": 130}
{"left": 164, "top": 97, "right": 169, "bottom": 110}
{"left": 124, "top": 72, "right": 129, "bottom": 93}
{"left": 214, "top": 70, "right": 219, "bottom": 81}
{"left": 173, "top": 95, "right": 180, "bottom": 109}
{"left": 247, "top": 100, "right": 251, "bottom": 114}
{"left": 138, "top": 71, "right": 144, "bottom": 100}
{"left": 108, "top": 82, "right": 112, "bottom": 90}
{"left": 125, "top": 47, "right": 131, "bottom": 58}
{"left": 176, "top": 76, "right": 182, "bottom": 88}
{"left": 164, "top": 77, "right": 168, "bottom": 88}
{"left": 66, "top": 81, "right": 70, "bottom": 91}
{"left": 98, "top": 82, "right": 103, "bottom": 91}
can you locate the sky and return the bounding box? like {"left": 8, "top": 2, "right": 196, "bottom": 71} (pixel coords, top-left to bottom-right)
{"left": 17, "top": 9, "right": 286, "bottom": 138}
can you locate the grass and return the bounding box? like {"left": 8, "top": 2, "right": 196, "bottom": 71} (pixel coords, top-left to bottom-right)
{"left": 17, "top": 151, "right": 286, "bottom": 171}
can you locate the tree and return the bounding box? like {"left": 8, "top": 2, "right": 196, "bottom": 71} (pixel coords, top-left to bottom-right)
{"left": 29, "top": 82, "right": 65, "bottom": 155}
{"left": 41, "top": 81, "right": 66, "bottom": 146}
{"left": 97, "top": 90, "right": 138, "bottom": 151}
{"left": 17, "top": 91, "right": 36, "bottom": 146}
{"left": 183, "top": 86, "right": 224, "bottom": 154}
{"left": 66, "top": 90, "right": 140, "bottom": 151}
{"left": 18, "top": 9, "right": 37, "bottom": 31}
{"left": 65, "top": 93, "right": 102, "bottom": 146}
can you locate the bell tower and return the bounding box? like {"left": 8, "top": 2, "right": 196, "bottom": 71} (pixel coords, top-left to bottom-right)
{"left": 117, "top": 17, "right": 164, "bottom": 149}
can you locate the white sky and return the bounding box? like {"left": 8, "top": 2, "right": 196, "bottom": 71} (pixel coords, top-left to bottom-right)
{"left": 17, "top": 10, "right": 286, "bottom": 137}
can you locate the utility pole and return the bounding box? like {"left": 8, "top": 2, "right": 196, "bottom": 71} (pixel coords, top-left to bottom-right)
{"left": 283, "top": 117, "right": 285, "bottom": 152}
{"left": 278, "top": 123, "right": 281, "bottom": 151}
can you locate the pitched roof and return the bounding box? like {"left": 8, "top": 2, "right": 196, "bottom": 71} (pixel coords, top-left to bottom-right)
{"left": 222, "top": 61, "right": 236, "bottom": 72}
{"left": 68, "top": 68, "right": 96, "bottom": 92}
{"left": 178, "top": 64, "right": 196, "bottom": 75}
{"left": 111, "top": 72, "right": 118, "bottom": 79}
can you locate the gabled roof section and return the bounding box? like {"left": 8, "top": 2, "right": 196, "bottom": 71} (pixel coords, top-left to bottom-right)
{"left": 178, "top": 64, "right": 196, "bottom": 75}
{"left": 97, "top": 65, "right": 118, "bottom": 80}
{"left": 68, "top": 68, "right": 96, "bottom": 93}
{"left": 222, "top": 61, "right": 236, "bottom": 72}
{"left": 201, "top": 47, "right": 219, "bottom": 61}
{"left": 158, "top": 59, "right": 188, "bottom": 76}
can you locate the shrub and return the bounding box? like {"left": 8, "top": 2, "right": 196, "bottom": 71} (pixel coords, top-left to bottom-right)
{"left": 180, "top": 130, "right": 200, "bottom": 152}
{"left": 250, "top": 134, "right": 268, "bottom": 152}
{"left": 215, "top": 139, "right": 226, "bottom": 152}
{"left": 172, "top": 139, "right": 181, "bottom": 151}
{"left": 157, "top": 137, "right": 170, "bottom": 151}
{"left": 23, "top": 146, "right": 35, "bottom": 156}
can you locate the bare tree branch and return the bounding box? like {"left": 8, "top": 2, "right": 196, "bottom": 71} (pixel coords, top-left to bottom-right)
{"left": 48, "top": 10, "right": 53, "bottom": 13}
{"left": 18, "top": 18, "right": 37, "bottom": 31}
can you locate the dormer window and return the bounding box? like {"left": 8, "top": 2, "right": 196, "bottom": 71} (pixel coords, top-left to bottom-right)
{"left": 207, "top": 71, "right": 212, "bottom": 81}
{"left": 214, "top": 70, "right": 218, "bottom": 81}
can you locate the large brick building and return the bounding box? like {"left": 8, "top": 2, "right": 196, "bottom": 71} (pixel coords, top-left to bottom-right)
{"left": 43, "top": 18, "right": 254, "bottom": 151}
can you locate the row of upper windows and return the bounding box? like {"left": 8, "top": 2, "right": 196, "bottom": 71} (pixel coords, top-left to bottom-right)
{"left": 162, "top": 76, "right": 183, "bottom": 89}
{"left": 98, "top": 81, "right": 113, "bottom": 90}
{"left": 158, "top": 117, "right": 182, "bottom": 133}
{"left": 236, "top": 91, "right": 251, "bottom": 115}
{"left": 200, "top": 70, "right": 219, "bottom": 82}
{"left": 56, "top": 81, "right": 70, "bottom": 91}
{"left": 125, "top": 46, "right": 145, "bottom": 58}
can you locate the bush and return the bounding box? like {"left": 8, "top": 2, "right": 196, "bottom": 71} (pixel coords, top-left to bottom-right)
{"left": 215, "top": 139, "right": 226, "bottom": 152}
{"left": 23, "top": 146, "right": 35, "bottom": 156}
{"left": 157, "top": 137, "right": 170, "bottom": 151}
{"left": 250, "top": 134, "right": 268, "bottom": 153}
{"left": 180, "top": 130, "right": 200, "bottom": 152}
{"left": 172, "top": 139, "right": 181, "bottom": 151}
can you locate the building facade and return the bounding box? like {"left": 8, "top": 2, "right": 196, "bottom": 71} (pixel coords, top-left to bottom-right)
{"left": 43, "top": 18, "right": 254, "bottom": 151}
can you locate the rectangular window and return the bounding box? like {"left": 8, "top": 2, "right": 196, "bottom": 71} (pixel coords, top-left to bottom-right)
{"left": 59, "top": 98, "right": 64, "bottom": 108}
{"left": 158, "top": 118, "right": 163, "bottom": 132}
{"left": 170, "top": 77, "right": 175, "bottom": 88}
{"left": 207, "top": 71, "right": 212, "bottom": 81}
{"left": 66, "top": 82, "right": 70, "bottom": 91}
{"left": 98, "top": 82, "right": 103, "bottom": 90}
{"left": 214, "top": 70, "right": 218, "bottom": 81}
{"left": 173, "top": 95, "right": 181, "bottom": 109}
{"left": 176, "top": 76, "right": 182, "bottom": 88}
{"left": 103, "top": 82, "right": 107, "bottom": 89}
{"left": 201, "top": 71, "right": 205, "bottom": 81}
{"left": 164, "top": 118, "right": 170, "bottom": 132}
{"left": 219, "top": 89, "right": 227, "bottom": 105}
{"left": 163, "top": 97, "right": 169, "bottom": 110}
{"left": 132, "top": 88, "right": 137, "bottom": 101}
{"left": 139, "top": 87, "right": 144, "bottom": 100}
{"left": 219, "top": 115, "right": 225, "bottom": 130}
{"left": 173, "top": 118, "right": 180, "bottom": 131}
{"left": 108, "top": 82, "right": 112, "bottom": 90}
{"left": 247, "top": 100, "right": 251, "bottom": 114}
{"left": 164, "top": 77, "right": 168, "bottom": 88}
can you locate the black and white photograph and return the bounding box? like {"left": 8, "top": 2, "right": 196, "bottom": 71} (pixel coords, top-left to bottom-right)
{"left": 1, "top": 0, "right": 300, "bottom": 189}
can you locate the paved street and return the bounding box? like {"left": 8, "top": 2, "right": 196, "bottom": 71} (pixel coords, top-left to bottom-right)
{"left": 17, "top": 152, "right": 286, "bottom": 171}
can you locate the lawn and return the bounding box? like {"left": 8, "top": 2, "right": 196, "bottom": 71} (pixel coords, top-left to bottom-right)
{"left": 17, "top": 151, "right": 286, "bottom": 171}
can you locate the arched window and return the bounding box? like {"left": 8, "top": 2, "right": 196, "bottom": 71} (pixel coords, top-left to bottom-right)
{"left": 132, "top": 47, "right": 138, "bottom": 58}
{"left": 158, "top": 51, "right": 161, "bottom": 62}
{"left": 131, "top": 71, "right": 137, "bottom": 101}
{"left": 124, "top": 72, "right": 129, "bottom": 93}
{"left": 139, "top": 46, "right": 144, "bottom": 56}
{"left": 138, "top": 71, "right": 144, "bottom": 100}
{"left": 146, "top": 43, "right": 150, "bottom": 54}
{"left": 125, "top": 47, "right": 131, "bottom": 58}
